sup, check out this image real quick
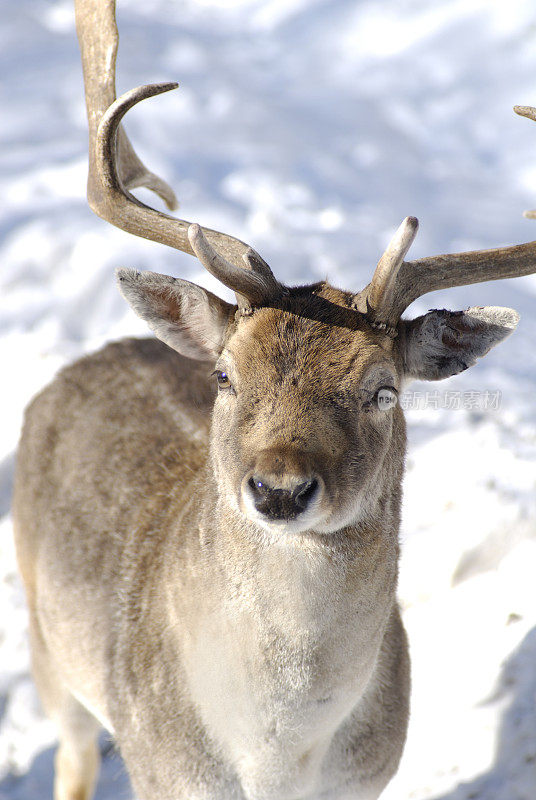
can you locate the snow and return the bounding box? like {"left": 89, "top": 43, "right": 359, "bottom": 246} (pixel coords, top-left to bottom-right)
{"left": 1, "top": 0, "right": 536, "bottom": 798}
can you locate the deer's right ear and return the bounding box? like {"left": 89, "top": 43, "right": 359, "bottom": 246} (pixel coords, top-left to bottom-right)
{"left": 117, "top": 269, "right": 234, "bottom": 361}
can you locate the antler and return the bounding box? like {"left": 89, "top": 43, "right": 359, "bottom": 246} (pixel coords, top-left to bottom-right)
{"left": 353, "top": 216, "right": 419, "bottom": 331}
{"left": 76, "top": 1, "right": 536, "bottom": 329}
{"left": 358, "top": 107, "right": 536, "bottom": 330}
{"left": 74, "top": 0, "right": 282, "bottom": 312}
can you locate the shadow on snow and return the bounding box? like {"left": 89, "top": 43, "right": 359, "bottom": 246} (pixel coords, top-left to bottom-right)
{"left": 0, "top": 733, "right": 133, "bottom": 800}
{"left": 432, "top": 625, "right": 536, "bottom": 800}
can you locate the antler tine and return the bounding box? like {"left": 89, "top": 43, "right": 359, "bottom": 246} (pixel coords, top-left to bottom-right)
{"left": 94, "top": 82, "right": 181, "bottom": 231}
{"left": 75, "top": 0, "right": 280, "bottom": 309}
{"left": 188, "top": 225, "right": 283, "bottom": 312}
{"left": 360, "top": 217, "right": 419, "bottom": 322}
{"left": 514, "top": 105, "right": 536, "bottom": 122}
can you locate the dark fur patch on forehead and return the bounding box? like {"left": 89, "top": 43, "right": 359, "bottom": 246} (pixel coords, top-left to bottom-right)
{"left": 236, "top": 282, "right": 378, "bottom": 336}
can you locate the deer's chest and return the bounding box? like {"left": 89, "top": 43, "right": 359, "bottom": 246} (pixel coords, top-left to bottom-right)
{"left": 181, "top": 589, "right": 386, "bottom": 800}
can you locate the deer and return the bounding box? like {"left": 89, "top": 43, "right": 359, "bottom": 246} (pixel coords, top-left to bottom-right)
{"left": 12, "top": 1, "right": 536, "bottom": 799}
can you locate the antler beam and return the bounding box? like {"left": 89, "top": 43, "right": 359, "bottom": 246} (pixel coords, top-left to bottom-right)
{"left": 390, "top": 238, "right": 536, "bottom": 323}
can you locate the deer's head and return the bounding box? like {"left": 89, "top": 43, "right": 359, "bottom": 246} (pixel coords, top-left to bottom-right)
{"left": 117, "top": 213, "right": 518, "bottom": 535}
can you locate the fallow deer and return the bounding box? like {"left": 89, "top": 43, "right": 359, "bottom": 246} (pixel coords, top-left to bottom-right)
{"left": 12, "top": 1, "right": 536, "bottom": 799}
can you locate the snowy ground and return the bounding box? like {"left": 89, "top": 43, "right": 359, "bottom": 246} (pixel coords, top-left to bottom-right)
{"left": 1, "top": 0, "right": 536, "bottom": 798}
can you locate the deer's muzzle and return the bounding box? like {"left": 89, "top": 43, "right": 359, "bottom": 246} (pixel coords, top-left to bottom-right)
{"left": 241, "top": 447, "right": 325, "bottom": 526}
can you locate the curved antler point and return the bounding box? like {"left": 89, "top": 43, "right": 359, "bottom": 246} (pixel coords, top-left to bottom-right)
{"left": 514, "top": 105, "right": 536, "bottom": 123}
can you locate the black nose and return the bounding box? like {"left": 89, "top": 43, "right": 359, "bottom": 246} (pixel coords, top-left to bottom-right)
{"left": 248, "top": 476, "right": 319, "bottom": 521}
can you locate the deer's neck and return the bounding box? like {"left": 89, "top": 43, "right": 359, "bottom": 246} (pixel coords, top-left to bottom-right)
{"left": 215, "top": 511, "right": 397, "bottom": 633}
{"left": 168, "top": 458, "right": 402, "bottom": 653}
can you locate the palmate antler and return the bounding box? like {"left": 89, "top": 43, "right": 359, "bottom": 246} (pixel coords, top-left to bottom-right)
{"left": 76, "top": 0, "right": 536, "bottom": 328}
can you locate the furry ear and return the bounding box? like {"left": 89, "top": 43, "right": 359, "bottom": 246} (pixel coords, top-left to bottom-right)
{"left": 117, "top": 269, "right": 234, "bottom": 361}
{"left": 400, "top": 306, "right": 519, "bottom": 382}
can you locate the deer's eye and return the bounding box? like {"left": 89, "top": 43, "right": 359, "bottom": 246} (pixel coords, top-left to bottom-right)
{"left": 374, "top": 386, "right": 398, "bottom": 411}
{"left": 361, "top": 386, "right": 398, "bottom": 412}
{"left": 213, "top": 370, "right": 233, "bottom": 391}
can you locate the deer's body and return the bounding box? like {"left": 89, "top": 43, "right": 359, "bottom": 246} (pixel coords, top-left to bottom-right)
{"left": 13, "top": 2, "right": 536, "bottom": 798}
{"left": 15, "top": 316, "right": 409, "bottom": 800}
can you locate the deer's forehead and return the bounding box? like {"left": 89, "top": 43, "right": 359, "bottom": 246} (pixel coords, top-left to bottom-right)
{"left": 225, "top": 308, "right": 394, "bottom": 386}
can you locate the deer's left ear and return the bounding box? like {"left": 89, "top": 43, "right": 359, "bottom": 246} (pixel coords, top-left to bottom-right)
{"left": 399, "top": 306, "right": 519, "bottom": 382}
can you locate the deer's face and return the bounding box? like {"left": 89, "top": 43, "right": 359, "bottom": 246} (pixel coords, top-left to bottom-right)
{"left": 210, "top": 286, "right": 405, "bottom": 535}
